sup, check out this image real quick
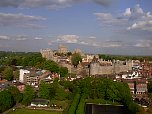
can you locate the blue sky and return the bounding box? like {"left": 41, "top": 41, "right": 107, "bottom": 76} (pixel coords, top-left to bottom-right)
{"left": 0, "top": 0, "right": 152, "bottom": 55}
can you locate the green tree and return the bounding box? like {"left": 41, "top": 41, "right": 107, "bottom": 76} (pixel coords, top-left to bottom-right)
{"left": 2, "top": 67, "right": 13, "bottom": 81}
{"left": 13, "top": 70, "right": 19, "bottom": 80}
{"left": 0, "top": 90, "right": 14, "bottom": 113}
{"left": 22, "top": 85, "right": 35, "bottom": 106}
{"left": 148, "top": 81, "right": 152, "bottom": 93}
{"left": 43, "top": 60, "right": 59, "bottom": 73}
{"left": 76, "top": 95, "right": 86, "bottom": 114}
{"left": 39, "top": 81, "right": 55, "bottom": 100}
{"left": 59, "top": 67, "right": 68, "bottom": 77}
{"left": 67, "top": 94, "right": 80, "bottom": 114}
{"left": 71, "top": 53, "right": 82, "bottom": 67}
{"left": 7, "top": 86, "right": 23, "bottom": 103}
{"left": 128, "top": 102, "right": 144, "bottom": 114}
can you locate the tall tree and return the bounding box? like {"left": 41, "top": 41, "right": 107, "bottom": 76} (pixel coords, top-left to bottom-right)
{"left": 13, "top": 70, "right": 19, "bottom": 80}
{"left": 0, "top": 90, "right": 14, "bottom": 113}
{"left": 7, "top": 86, "right": 23, "bottom": 103}
{"left": 71, "top": 53, "right": 82, "bottom": 67}
{"left": 59, "top": 67, "right": 68, "bottom": 77}
{"left": 43, "top": 60, "right": 59, "bottom": 73}
{"left": 39, "top": 81, "right": 55, "bottom": 100}
{"left": 2, "top": 67, "right": 13, "bottom": 81}
{"left": 22, "top": 85, "right": 35, "bottom": 106}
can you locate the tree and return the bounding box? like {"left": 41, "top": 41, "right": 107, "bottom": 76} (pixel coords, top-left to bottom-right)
{"left": 67, "top": 94, "right": 80, "bottom": 114}
{"left": 2, "top": 67, "right": 13, "bottom": 81}
{"left": 39, "top": 81, "right": 55, "bottom": 100}
{"left": 59, "top": 67, "right": 68, "bottom": 77}
{"left": 13, "top": 70, "right": 19, "bottom": 80}
{"left": 7, "top": 86, "right": 23, "bottom": 103}
{"left": 0, "top": 90, "right": 14, "bottom": 113}
{"left": 128, "top": 102, "right": 144, "bottom": 114}
{"left": 71, "top": 53, "right": 82, "bottom": 67}
{"left": 67, "top": 52, "right": 72, "bottom": 56}
{"left": 22, "top": 85, "right": 35, "bottom": 106}
{"left": 148, "top": 81, "right": 152, "bottom": 93}
{"left": 43, "top": 60, "right": 59, "bottom": 73}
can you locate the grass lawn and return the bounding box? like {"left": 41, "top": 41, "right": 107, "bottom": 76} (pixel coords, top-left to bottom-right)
{"left": 8, "top": 108, "right": 62, "bottom": 114}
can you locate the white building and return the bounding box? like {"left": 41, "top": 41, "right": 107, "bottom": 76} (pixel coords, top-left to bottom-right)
{"left": 19, "top": 69, "right": 30, "bottom": 83}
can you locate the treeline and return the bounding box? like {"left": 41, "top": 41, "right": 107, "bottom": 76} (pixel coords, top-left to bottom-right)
{"left": 0, "top": 85, "right": 37, "bottom": 113}
{"left": 60, "top": 77, "right": 145, "bottom": 114}
{"left": 99, "top": 54, "right": 152, "bottom": 61}
{"left": 0, "top": 77, "right": 145, "bottom": 113}
{"left": 0, "top": 52, "right": 68, "bottom": 81}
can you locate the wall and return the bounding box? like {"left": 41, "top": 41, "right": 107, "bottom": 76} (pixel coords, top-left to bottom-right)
{"left": 90, "top": 61, "right": 133, "bottom": 75}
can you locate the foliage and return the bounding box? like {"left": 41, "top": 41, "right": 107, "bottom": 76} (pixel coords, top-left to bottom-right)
{"left": 148, "top": 81, "right": 152, "bottom": 93}
{"left": 67, "top": 94, "right": 80, "bottom": 114}
{"left": 42, "top": 60, "right": 59, "bottom": 73}
{"left": 2, "top": 66, "right": 13, "bottom": 81}
{"left": 98, "top": 54, "right": 152, "bottom": 62}
{"left": 0, "top": 52, "right": 45, "bottom": 68}
{"left": 0, "top": 90, "right": 14, "bottom": 113}
{"left": 54, "top": 87, "right": 69, "bottom": 101}
{"left": 13, "top": 70, "right": 19, "bottom": 80}
{"left": 76, "top": 95, "right": 86, "bottom": 114}
{"left": 71, "top": 53, "right": 82, "bottom": 67}
{"left": 39, "top": 80, "right": 71, "bottom": 101}
{"left": 22, "top": 85, "right": 35, "bottom": 106}
{"left": 8, "top": 108, "right": 62, "bottom": 114}
{"left": 128, "top": 102, "right": 144, "bottom": 114}
{"left": 39, "top": 81, "right": 55, "bottom": 100}
{"left": 7, "top": 86, "right": 23, "bottom": 103}
{"left": 59, "top": 67, "right": 68, "bottom": 77}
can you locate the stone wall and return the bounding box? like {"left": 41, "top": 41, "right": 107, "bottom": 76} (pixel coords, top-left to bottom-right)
{"left": 90, "top": 61, "right": 133, "bottom": 75}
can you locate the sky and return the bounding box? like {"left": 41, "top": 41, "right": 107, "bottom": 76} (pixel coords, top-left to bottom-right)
{"left": 0, "top": 0, "right": 152, "bottom": 55}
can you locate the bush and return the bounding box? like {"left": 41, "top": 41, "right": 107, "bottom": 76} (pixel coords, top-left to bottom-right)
{"left": 67, "top": 94, "right": 80, "bottom": 114}
{"left": 76, "top": 95, "right": 86, "bottom": 114}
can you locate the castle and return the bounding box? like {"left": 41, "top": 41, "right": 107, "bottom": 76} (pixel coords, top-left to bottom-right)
{"left": 90, "top": 56, "right": 133, "bottom": 75}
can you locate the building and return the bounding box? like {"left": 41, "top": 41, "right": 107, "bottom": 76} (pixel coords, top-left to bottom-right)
{"left": 140, "top": 61, "right": 152, "bottom": 78}
{"left": 82, "top": 55, "right": 97, "bottom": 63}
{"left": 19, "top": 69, "right": 30, "bottom": 83}
{"left": 73, "top": 48, "right": 85, "bottom": 57}
{"left": 58, "top": 45, "right": 68, "bottom": 54}
{"left": 122, "top": 79, "right": 147, "bottom": 96}
{"left": 89, "top": 56, "right": 133, "bottom": 76}
{"left": 40, "top": 48, "right": 54, "bottom": 60}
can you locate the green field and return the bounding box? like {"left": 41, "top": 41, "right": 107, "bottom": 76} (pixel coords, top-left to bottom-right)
{"left": 8, "top": 108, "right": 62, "bottom": 114}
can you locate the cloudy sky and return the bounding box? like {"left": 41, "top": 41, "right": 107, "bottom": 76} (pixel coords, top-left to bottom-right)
{"left": 0, "top": 0, "right": 152, "bottom": 55}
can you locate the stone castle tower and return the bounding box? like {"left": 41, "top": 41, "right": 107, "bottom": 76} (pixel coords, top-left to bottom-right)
{"left": 90, "top": 56, "right": 100, "bottom": 76}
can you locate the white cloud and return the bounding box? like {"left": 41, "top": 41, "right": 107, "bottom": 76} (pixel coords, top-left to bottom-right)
{"left": 89, "top": 36, "right": 96, "bottom": 39}
{"left": 0, "top": 35, "right": 10, "bottom": 40}
{"left": 0, "top": 13, "right": 45, "bottom": 28}
{"left": 0, "top": 36, "right": 10, "bottom": 40}
{"left": 124, "top": 8, "right": 131, "bottom": 16}
{"left": 124, "top": 4, "right": 152, "bottom": 31}
{"left": 94, "top": 12, "right": 127, "bottom": 26}
{"left": 134, "top": 40, "right": 152, "bottom": 48}
{"left": 94, "top": 4, "right": 152, "bottom": 32}
{"left": 34, "top": 37, "right": 43, "bottom": 40}
{"left": 57, "top": 35, "right": 79, "bottom": 43}
{"left": 127, "top": 20, "right": 152, "bottom": 31}
{"left": 79, "top": 41, "right": 89, "bottom": 45}
{"left": 19, "top": 23, "right": 46, "bottom": 29}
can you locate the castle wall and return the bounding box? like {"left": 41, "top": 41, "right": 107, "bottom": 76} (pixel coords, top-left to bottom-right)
{"left": 90, "top": 61, "right": 133, "bottom": 75}
{"left": 98, "top": 66, "right": 113, "bottom": 75}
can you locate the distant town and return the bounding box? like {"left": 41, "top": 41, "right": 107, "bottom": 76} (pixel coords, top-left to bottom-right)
{"left": 0, "top": 45, "right": 152, "bottom": 114}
